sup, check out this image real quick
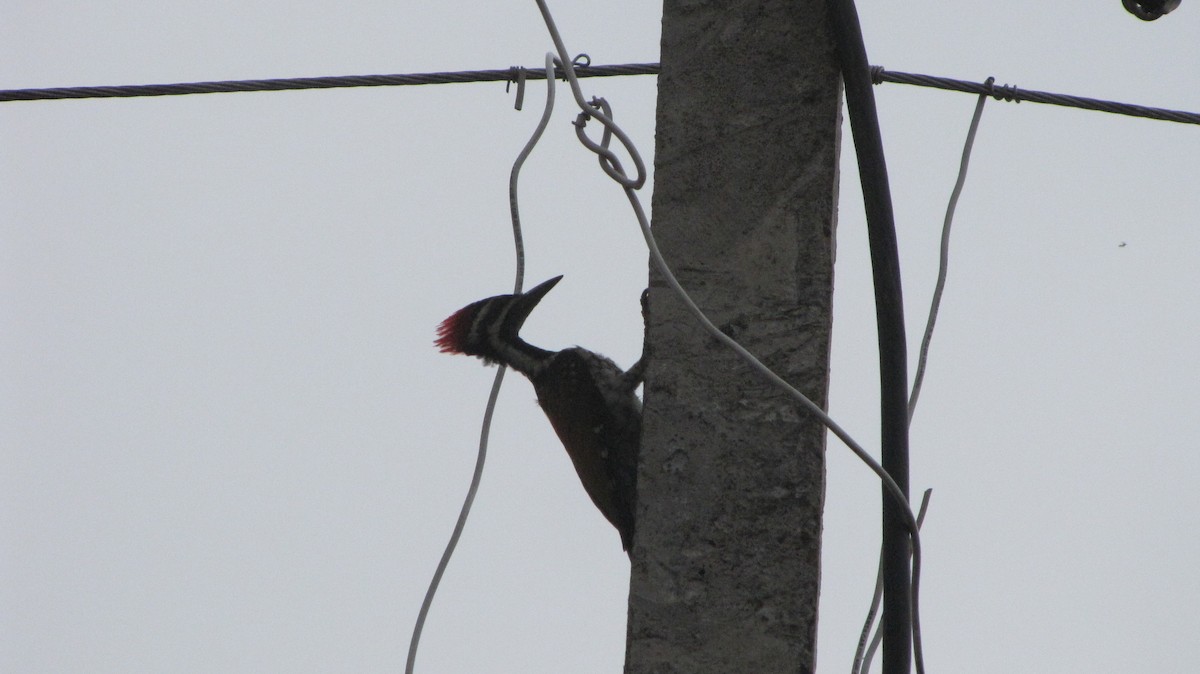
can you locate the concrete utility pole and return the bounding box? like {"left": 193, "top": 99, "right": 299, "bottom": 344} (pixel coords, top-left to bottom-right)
{"left": 626, "top": 1, "right": 841, "bottom": 672}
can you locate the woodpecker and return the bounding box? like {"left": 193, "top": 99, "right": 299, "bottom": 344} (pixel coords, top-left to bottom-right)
{"left": 435, "top": 275, "right": 645, "bottom": 555}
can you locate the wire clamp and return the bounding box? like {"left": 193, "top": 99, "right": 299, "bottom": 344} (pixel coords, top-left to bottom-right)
{"left": 506, "top": 67, "right": 527, "bottom": 111}
{"left": 986, "top": 77, "right": 1019, "bottom": 103}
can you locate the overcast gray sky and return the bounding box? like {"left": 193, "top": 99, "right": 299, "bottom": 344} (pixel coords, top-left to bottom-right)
{"left": 3, "top": 2, "right": 1199, "bottom": 672}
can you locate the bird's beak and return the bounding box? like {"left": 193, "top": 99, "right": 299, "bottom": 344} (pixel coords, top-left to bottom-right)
{"left": 511, "top": 275, "right": 562, "bottom": 324}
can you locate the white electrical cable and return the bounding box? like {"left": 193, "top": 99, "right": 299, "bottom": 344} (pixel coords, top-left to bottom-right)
{"left": 908, "top": 86, "right": 990, "bottom": 421}
{"left": 531, "top": 1, "right": 926, "bottom": 669}
{"left": 533, "top": 1, "right": 646, "bottom": 190}
{"left": 853, "top": 92, "right": 988, "bottom": 674}
{"left": 507, "top": 53, "right": 559, "bottom": 294}
{"left": 405, "top": 55, "right": 558, "bottom": 674}
{"left": 531, "top": 4, "right": 903, "bottom": 513}
{"left": 855, "top": 489, "right": 932, "bottom": 674}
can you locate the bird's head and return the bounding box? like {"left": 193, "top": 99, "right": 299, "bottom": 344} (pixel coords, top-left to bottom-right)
{"left": 434, "top": 275, "right": 562, "bottom": 365}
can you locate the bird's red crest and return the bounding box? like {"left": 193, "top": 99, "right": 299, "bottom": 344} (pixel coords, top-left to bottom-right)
{"left": 435, "top": 305, "right": 474, "bottom": 354}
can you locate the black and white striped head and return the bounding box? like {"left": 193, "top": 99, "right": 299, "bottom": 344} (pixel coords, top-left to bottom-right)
{"left": 434, "top": 275, "right": 562, "bottom": 366}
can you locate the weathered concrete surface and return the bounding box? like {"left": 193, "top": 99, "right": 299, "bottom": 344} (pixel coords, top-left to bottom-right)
{"left": 626, "top": 1, "right": 841, "bottom": 672}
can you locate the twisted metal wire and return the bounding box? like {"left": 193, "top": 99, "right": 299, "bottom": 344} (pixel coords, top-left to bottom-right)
{"left": 4, "top": 62, "right": 1199, "bottom": 128}
{"left": 0, "top": 64, "right": 659, "bottom": 102}
{"left": 871, "top": 66, "right": 1200, "bottom": 125}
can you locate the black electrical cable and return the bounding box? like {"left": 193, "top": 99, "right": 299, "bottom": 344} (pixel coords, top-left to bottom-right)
{"left": 822, "top": 2, "right": 915, "bottom": 674}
